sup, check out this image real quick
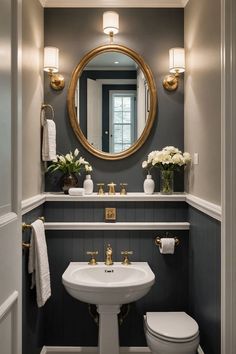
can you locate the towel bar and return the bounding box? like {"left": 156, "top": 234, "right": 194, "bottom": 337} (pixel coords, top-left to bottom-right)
{"left": 22, "top": 216, "right": 45, "bottom": 232}
{"left": 22, "top": 217, "right": 45, "bottom": 249}
{"left": 41, "top": 104, "right": 55, "bottom": 126}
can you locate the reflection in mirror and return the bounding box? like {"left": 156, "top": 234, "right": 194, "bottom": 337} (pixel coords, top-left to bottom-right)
{"left": 75, "top": 52, "right": 149, "bottom": 153}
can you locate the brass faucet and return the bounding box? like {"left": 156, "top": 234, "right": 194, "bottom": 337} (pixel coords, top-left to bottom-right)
{"left": 105, "top": 244, "right": 113, "bottom": 265}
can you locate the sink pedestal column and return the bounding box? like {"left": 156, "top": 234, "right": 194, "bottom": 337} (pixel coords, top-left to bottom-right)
{"left": 97, "top": 305, "right": 120, "bottom": 354}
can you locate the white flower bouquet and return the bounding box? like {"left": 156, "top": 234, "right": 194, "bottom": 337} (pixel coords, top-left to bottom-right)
{"left": 47, "top": 148, "right": 92, "bottom": 175}
{"left": 142, "top": 146, "right": 191, "bottom": 194}
{"left": 142, "top": 146, "right": 191, "bottom": 171}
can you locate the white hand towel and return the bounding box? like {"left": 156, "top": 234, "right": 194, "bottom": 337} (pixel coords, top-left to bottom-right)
{"left": 159, "top": 238, "right": 175, "bottom": 254}
{"left": 28, "top": 219, "right": 51, "bottom": 307}
{"left": 69, "top": 188, "right": 85, "bottom": 196}
{"left": 42, "top": 119, "right": 57, "bottom": 161}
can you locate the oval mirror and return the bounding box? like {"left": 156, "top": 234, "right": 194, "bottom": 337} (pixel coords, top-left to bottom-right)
{"left": 67, "top": 44, "right": 157, "bottom": 160}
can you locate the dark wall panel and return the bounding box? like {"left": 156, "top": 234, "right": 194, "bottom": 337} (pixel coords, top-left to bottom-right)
{"left": 188, "top": 207, "right": 221, "bottom": 354}
{"left": 44, "top": 201, "right": 188, "bottom": 222}
{"left": 44, "top": 229, "right": 189, "bottom": 346}
{"left": 44, "top": 8, "right": 184, "bottom": 192}
{"left": 43, "top": 200, "right": 189, "bottom": 346}
{"left": 22, "top": 205, "right": 45, "bottom": 354}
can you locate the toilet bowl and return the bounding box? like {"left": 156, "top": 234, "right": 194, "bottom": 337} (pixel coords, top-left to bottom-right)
{"left": 144, "top": 312, "right": 200, "bottom": 354}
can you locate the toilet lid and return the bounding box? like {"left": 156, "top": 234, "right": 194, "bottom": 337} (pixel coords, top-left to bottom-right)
{"left": 146, "top": 312, "right": 199, "bottom": 341}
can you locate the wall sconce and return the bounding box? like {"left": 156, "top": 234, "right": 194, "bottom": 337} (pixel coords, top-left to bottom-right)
{"left": 43, "top": 46, "right": 65, "bottom": 91}
{"left": 103, "top": 11, "right": 119, "bottom": 43}
{"left": 163, "top": 47, "right": 185, "bottom": 91}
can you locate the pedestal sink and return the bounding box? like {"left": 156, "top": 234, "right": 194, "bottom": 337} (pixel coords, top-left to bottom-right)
{"left": 62, "top": 262, "right": 155, "bottom": 354}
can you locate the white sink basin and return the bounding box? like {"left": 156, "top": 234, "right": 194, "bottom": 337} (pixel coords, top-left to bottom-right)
{"left": 62, "top": 262, "right": 155, "bottom": 305}
{"left": 62, "top": 262, "right": 155, "bottom": 354}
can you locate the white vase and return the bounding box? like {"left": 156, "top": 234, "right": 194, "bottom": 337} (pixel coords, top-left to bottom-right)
{"left": 143, "top": 174, "right": 155, "bottom": 194}
{"left": 83, "top": 174, "right": 94, "bottom": 194}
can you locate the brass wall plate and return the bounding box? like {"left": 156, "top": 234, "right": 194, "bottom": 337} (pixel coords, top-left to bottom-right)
{"left": 105, "top": 208, "right": 117, "bottom": 222}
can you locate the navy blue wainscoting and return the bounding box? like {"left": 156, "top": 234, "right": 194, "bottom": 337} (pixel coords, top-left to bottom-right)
{"left": 43, "top": 200, "right": 189, "bottom": 346}
{"left": 22, "top": 205, "right": 45, "bottom": 354}
{"left": 44, "top": 201, "right": 188, "bottom": 223}
{"left": 188, "top": 206, "right": 221, "bottom": 354}
{"left": 44, "top": 229, "right": 189, "bottom": 346}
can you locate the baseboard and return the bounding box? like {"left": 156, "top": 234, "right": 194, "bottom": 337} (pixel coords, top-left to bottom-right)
{"left": 41, "top": 347, "right": 150, "bottom": 354}
{"left": 41, "top": 345, "right": 204, "bottom": 354}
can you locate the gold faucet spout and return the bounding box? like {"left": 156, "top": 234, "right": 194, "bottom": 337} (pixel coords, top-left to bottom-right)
{"left": 105, "top": 244, "right": 113, "bottom": 265}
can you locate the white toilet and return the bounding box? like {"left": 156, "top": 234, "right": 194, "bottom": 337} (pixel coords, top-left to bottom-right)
{"left": 144, "top": 312, "right": 200, "bottom": 354}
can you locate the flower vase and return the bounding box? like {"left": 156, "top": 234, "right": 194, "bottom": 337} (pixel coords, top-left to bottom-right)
{"left": 62, "top": 173, "right": 78, "bottom": 194}
{"left": 143, "top": 174, "right": 155, "bottom": 194}
{"left": 160, "top": 170, "right": 174, "bottom": 194}
{"left": 83, "top": 174, "right": 94, "bottom": 194}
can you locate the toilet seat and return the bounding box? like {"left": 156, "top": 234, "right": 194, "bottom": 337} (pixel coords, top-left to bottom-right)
{"left": 145, "top": 312, "right": 199, "bottom": 343}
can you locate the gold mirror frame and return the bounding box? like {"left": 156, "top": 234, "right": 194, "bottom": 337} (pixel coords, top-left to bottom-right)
{"left": 67, "top": 44, "right": 157, "bottom": 160}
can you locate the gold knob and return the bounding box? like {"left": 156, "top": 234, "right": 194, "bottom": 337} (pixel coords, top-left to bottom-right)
{"left": 97, "top": 183, "right": 105, "bottom": 195}
{"left": 86, "top": 251, "right": 99, "bottom": 265}
{"left": 120, "top": 183, "right": 128, "bottom": 195}
{"left": 121, "top": 251, "right": 133, "bottom": 265}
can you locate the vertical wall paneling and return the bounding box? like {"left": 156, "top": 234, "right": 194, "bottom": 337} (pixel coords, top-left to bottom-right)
{"left": 41, "top": 200, "right": 188, "bottom": 346}
{"left": 22, "top": 205, "right": 45, "bottom": 354}
{"left": 188, "top": 206, "right": 221, "bottom": 354}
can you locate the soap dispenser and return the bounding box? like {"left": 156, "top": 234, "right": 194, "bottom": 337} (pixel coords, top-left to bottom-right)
{"left": 83, "top": 174, "right": 94, "bottom": 194}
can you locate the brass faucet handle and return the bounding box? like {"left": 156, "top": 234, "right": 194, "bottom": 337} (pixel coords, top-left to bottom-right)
{"left": 97, "top": 183, "right": 105, "bottom": 195}
{"left": 86, "top": 251, "right": 99, "bottom": 265}
{"left": 120, "top": 183, "right": 128, "bottom": 195}
{"left": 121, "top": 251, "right": 133, "bottom": 265}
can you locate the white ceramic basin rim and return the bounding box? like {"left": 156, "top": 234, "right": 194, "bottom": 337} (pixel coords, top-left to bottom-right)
{"left": 62, "top": 262, "right": 155, "bottom": 305}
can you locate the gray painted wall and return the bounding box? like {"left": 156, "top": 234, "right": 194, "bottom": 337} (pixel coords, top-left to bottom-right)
{"left": 184, "top": 0, "right": 221, "bottom": 205}
{"left": 44, "top": 8, "right": 184, "bottom": 192}
{"left": 22, "top": 0, "right": 44, "bottom": 199}
{"left": 188, "top": 207, "right": 221, "bottom": 354}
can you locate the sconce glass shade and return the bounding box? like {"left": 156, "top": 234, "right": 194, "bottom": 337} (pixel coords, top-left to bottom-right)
{"left": 169, "top": 47, "right": 185, "bottom": 74}
{"left": 44, "top": 46, "right": 59, "bottom": 73}
{"left": 103, "top": 11, "right": 119, "bottom": 35}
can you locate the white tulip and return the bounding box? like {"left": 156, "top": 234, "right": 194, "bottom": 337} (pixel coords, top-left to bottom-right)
{"left": 59, "top": 156, "right": 66, "bottom": 163}
{"left": 65, "top": 154, "right": 72, "bottom": 162}
{"left": 74, "top": 148, "right": 79, "bottom": 157}
{"left": 78, "top": 157, "right": 86, "bottom": 165}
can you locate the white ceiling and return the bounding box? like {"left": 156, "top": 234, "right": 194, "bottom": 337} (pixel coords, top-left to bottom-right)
{"left": 40, "top": 0, "right": 189, "bottom": 8}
